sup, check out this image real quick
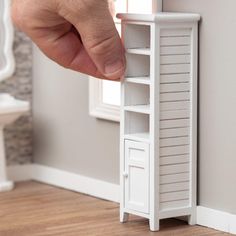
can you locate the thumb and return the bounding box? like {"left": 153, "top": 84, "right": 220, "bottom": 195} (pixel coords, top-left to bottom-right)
{"left": 58, "top": 0, "right": 125, "bottom": 80}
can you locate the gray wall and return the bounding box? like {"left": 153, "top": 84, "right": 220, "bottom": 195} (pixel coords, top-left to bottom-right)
{"left": 164, "top": 0, "right": 236, "bottom": 214}
{"left": 33, "top": 0, "right": 236, "bottom": 214}
{"left": 1, "top": 29, "right": 33, "bottom": 165}
{"left": 33, "top": 47, "right": 119, "bottom": 183}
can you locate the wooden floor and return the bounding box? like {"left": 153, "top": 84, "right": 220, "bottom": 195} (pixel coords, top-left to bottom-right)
{"left": 0, "top": 181, "right": 231, "bottom": 236}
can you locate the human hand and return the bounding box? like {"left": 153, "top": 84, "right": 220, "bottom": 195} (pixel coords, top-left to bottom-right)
{"left": 11, "top": 0, "right": 125, "bottom": 80}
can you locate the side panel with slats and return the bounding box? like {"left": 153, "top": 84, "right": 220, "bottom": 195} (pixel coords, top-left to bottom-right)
{"left": 159, "top": 28, "right": 192, "bottom": 211}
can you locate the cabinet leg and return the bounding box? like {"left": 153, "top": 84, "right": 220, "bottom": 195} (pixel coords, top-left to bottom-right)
{"left": 120, "top": 211, "right": 129, "bottom": 223}
{"left": 149, "top": 219, "right": 159, "bottom": 231}
{"left": 188, "top": 213, "right": 196, "bottom": 225}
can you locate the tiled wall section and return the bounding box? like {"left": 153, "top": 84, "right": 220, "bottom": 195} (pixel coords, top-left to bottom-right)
{"left": 0, "top": 29, "right": 33, "bottom": 165}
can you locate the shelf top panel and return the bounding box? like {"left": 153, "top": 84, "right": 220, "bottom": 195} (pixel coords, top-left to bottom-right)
{"left": 126, "top": 48, "right": 151, "bottom": 56}
{"left": 124, "top": 105, "right": 150, "bottom": 114}
{"left": 124, "top": 133, "right": 150, "bottom": 143}
{"left": 125, "top": 77, "right": 150, "bottom": 85}
{"left": 116, "top": 12, "right": 200, "bottom": 23}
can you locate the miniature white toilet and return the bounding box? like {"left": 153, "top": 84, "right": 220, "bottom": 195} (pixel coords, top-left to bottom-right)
{"left": 0, "top": 0, "right": 30, "bottom": 191}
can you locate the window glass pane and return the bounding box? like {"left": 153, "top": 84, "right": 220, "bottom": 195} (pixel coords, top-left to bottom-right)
{"left": 114, "top": 0, "right": 127, "bottom": 13}
{"left": 128, "top": 0, "right": 153, "bottom": 13}
{"left": 102, "top": 80, "right": 121, "bottom": 106}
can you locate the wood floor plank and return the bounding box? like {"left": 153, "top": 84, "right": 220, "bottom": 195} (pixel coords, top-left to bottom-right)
{"left": 0, "top": 181, "right": 232, "bottom": 236}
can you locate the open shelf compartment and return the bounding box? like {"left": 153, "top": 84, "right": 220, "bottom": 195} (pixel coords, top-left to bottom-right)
{"left": 124, "top": 83, "right": 150, "bottom": 114}
{"left": 124, "top": 111, "right": 150, "bottom": 142}
{"left": 125, "top": 54, "right": 150, "bottom": 81}
{"left": 125, "top": 77, "right": 150, "bottom": 85}
{"left": 123, "top": 24, "right": 151, "bottom": 51}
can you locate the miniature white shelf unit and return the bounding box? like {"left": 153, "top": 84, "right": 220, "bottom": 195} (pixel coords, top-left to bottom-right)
{"left": 118, "top": 13, "right": 200, "bottom": 231}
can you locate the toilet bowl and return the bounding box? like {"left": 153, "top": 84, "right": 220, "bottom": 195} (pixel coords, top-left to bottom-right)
{"left": 0, "top": 93, "right": 29, "bottom": 192}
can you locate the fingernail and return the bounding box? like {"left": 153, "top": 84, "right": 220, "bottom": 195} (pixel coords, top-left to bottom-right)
{"left": 105, "top": 59, "right": 125, "bottom": 78}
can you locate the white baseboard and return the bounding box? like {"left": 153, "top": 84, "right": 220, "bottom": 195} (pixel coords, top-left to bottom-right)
{"left": 7, "top": 164, "right": 236, "bottom": 235}
{"left": 7, "top": 164, "right": 120, "bottom": 202}
{"left": 197, "top": 206, "right": 236, "bottom": 235}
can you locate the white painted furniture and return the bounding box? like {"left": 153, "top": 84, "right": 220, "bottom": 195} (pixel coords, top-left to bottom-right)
{"left": 118, "top": 13, "right": 200, "bottom": 231}
{"left": 0, "top": 0, "right": 30, "bottom": 192}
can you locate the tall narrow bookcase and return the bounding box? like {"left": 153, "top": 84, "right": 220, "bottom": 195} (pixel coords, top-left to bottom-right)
{"left": 117, "top": 13, "right": 200, "bottom": 231}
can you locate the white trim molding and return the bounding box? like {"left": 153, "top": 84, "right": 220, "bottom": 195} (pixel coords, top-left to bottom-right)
{"left": 197, "top": 206, "right": 236, "bottom": 235}
{"left": 7, "top": 164, "right": 120, "bottom": 202}
{"left": 7, "top": 164, "right": 236, "bottom": 234}
{"left": 0, "top": 0, "right": 15, "bottom": 81}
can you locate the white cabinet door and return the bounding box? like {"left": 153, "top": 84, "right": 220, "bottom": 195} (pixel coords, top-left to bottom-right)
{"left": 124, "top": 140, "right": 149, "bottom": 214}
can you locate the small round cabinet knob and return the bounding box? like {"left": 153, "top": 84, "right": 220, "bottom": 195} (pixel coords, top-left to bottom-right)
{"left": 123, "top": 172, "right": 128, "bottom": 178}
